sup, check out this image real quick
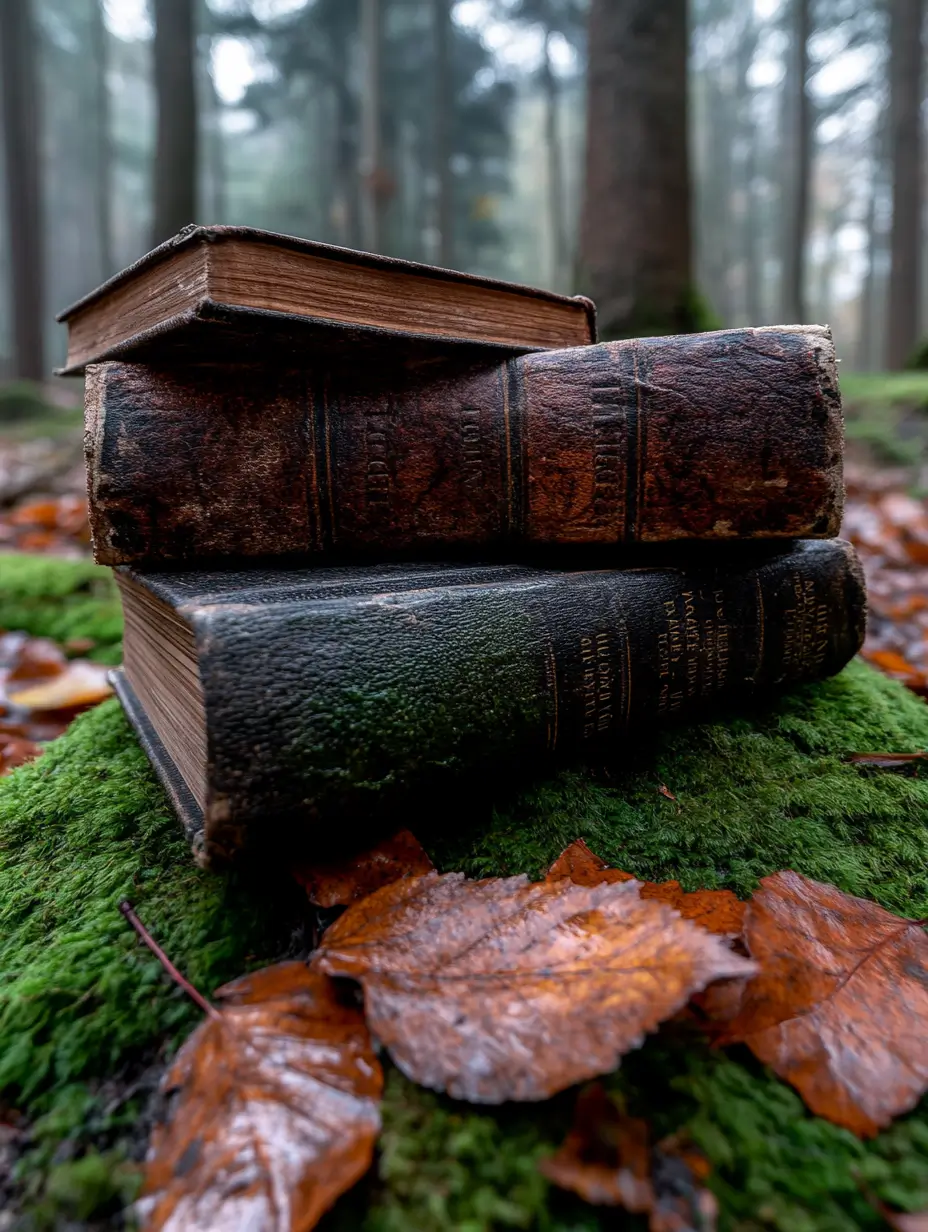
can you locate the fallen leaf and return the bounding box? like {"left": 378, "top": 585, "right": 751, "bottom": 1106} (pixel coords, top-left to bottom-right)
{"left": 139, "top": 961, "right": 382, "bottom": 1232}
{"left": 721, "top": 870, "right": 928, "bottom": 1136}
{"left": 311, "top": 871, "right": 753, "bottom": 1103}
{"left": 539, "top": 1083, "right": 652, "bottom": 1210}
{"left": 547, "top": 841, "right": 745, "bottom": 937}
{"left": 7, "top": 661, "right": 112, "bottom": 711}
{"left": 541, "top": 1084, "right": 718, "bottom": 1230}
{"left": 885, "top": 1213, "right": 928, "bottom": 1232}
{"left": 545, "top": 837, "right": 634, "bottom": 885}
{"left": 5, "top": 636, "right": 67, "bottom": 683}
{"left": 292, "top": 829, "right": 434, "bottom": 908}
{"left": 847, "top": 751, "right": 928, "bottom": 770}
{"left": 659, "top": 785, "right": 678, "bottom": 801}
{"left": 0, "top": 734, "right": 42, "bottom": 775}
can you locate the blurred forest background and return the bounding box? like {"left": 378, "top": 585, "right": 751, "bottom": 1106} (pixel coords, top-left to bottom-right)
{"left": 0, "top": 0, "right": 926, "bottom": 381}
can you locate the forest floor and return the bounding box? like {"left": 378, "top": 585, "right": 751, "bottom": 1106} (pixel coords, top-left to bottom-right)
{"left": 4, "top": 375, "right": 928, "bottom": 1229}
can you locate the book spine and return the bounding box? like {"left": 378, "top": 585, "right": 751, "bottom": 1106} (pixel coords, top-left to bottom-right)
{"left": 178, "top": 541, "right": 865, "bottom": 865}
{"left": 85, "top": 326, "right": 843, "bottom": 567}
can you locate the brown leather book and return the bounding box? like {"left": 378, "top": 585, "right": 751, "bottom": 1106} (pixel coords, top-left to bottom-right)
{"left": 85, "top": 325, "right": 843, "bottom": 567}
{"left": 57, "top": 225, "right": 596, "bottom": 373}
{"left": 112, "top": 541, "right": 866, "bottom": 866}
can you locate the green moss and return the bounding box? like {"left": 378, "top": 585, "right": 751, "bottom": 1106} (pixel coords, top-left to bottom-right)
{"left": 0, "top": 552, "right": 123, "bottom": 661}
{"left": 4, "top": 653, "right": 928, "bottom": 1228}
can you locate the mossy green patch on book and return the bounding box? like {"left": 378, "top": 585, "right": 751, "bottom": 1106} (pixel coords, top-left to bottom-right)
{"left": 3, "top": 661, "right": 928, "bottom": 1228}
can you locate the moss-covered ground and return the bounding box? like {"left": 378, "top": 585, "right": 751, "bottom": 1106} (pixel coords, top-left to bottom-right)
{"left": 4, "top": 554, "right": 928, "bottom": 1228}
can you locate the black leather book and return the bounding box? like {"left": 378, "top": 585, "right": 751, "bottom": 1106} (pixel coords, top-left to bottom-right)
{"left": 113, "top": 543, "right": 866, "bottom": 867}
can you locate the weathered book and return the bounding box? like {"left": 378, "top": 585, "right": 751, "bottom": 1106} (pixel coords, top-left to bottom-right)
{"left": 57, "top": 225, "right": 596, "bottom": 373}
{"left": 86, "top": 325, "right": 843, "bottom": 567}
{"left": 112, "top": 540, "right": 866, "bottom": 867}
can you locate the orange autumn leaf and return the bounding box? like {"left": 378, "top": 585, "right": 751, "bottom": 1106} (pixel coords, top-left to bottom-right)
{"left": 312, "top": 871, "right": 753, "bottom": 1103}
{"left": 721, "top": 870, "right": 928, "bottom": 1136}
{"left": 865, "top": 649, "right": 923, "bottom": 678}
{"left": 292, "top": 829, "right": 434, "bottom": 907}
{"left": 0, "top": 734, "right": 43, "bottom": 775}
{"left": 540, "top": 1083, "right": 652, "bottom": 1211}
{"left": 547, "top": 841, "right": 745, "bottom": 937}
{"left": 6, "top": 661, "right": 112, "bottom": 712}
{"left": 541, "top": 1083, "right": 718, "bottom": 1231}
{"left": 140, "top": 962, "right": 382, "bottom": 1232}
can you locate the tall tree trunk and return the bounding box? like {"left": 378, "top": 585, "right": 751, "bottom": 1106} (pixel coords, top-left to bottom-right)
{"left": 886, "top": 0, "right": 925, "bottom": 369}
{"left": 859, "top": 121, "right": 887, "bottom": 370}
{"left": 579, "top": 0, "right": 692, "bottom": 338}
{"left": 359, "top": 0, "right": 385, "bottom": 253}
{"left": 333, "top": 79, "right": 361, "bottom": 248}
{"left": 432, "top": 0, "right": 453, "bottom": 267}
{"left": 202, "top": 56, "right": 225, "bottom": 223}
{"left": 780, "top": 0, "right": 811, "bottom": 323}
{"left": 0, "top": 0, "right": 44, "bottom": 380}
{"left": 90, "top": 0, "right": 113, "bottom": 278}
{"left": 151, "top": 0, "right": 198, "bottom": 245}
{"left": 541, "top": 28, "right": 567, "bottom": 291}
{"left": 743, "top": 133, "right": 763, "bottom": 325}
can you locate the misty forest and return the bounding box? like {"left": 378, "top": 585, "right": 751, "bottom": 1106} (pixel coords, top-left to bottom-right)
{"left": 0, "top": 0, "right": 925, "bottom": 381}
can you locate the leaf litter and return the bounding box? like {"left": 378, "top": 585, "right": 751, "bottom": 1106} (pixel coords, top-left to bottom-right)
{"left": 123, "top": 832, "right": 928, "bottom": 1228}
{"left": 121, "top": 906, "right": 382, "bottom": 1232}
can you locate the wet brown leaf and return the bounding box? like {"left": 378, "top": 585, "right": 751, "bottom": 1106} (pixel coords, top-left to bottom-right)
{"left": 546, "top": 841, "right": 745, "bottom": 937}
{"left": 5, "top": 636, "right": 67, "bottom": 683}
{"left": 140, "top": 961, "right": 382, "bottom": 1232}
{"left": 720, "top": 870, "right": 928, "bottom": 1136}
{"left": 0, "top": 734, "right": 42, "bottom": 775}
{"left": 6, "top": 660, "right": 112, "bottom": 711}
{"left": 541, "top": 1084, "right": 718, "bottom": 1231}
{"left": 311, "top": 871, "right": 753, "bottom": 1103}
{"left": 540, "top": 1083, "right": 652, "bottom": 1210}
{"left": 292, "top": 829, "right": 434, "bottom": 908}
{"left": 847, "top": 751, "right": 928, "bottom": 770}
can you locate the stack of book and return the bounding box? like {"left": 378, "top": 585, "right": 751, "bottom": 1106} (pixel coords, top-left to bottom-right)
{"left": 61, "top": 225, "right": 865, "bottom": 868}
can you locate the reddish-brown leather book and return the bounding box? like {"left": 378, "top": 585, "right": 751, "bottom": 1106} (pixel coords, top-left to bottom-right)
{"left": 85, "top": 325, "right": 843, "bottom": 567}
{"left": 57, "top": 224, "right": 596, "bottom": 373}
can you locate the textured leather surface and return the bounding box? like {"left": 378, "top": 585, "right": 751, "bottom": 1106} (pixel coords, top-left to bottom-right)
{"left": 121, "top": 542, "right": 866, "bottom": 866}
{"left": 87, "top": 327, "right": 843, "bottom": 567}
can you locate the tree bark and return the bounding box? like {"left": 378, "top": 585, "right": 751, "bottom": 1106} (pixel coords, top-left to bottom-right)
{"left": 432, "top": 0, "right": 454, "bottom": 267}
{"left": 151, "top": 0, "right": 198, "bottom": 246}
{"left": 0, "top": 0, "right": 44, "bottom": 380}
{"left": 579, "top": 0, "right": 692, "bottom": 338}
{"left": 779, "top": 0, "right": 811, "bottom": 323}
{"left": 886, "top": 0, "right": 925, "bottom": 369}
{"left": 90, "top": 0, "right": 113, "bottom": 278}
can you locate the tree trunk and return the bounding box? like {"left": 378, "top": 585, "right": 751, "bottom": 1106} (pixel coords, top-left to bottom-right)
{"left": 779, "top": 0, "right": 811, "bottom": 323}
{"left": 89, "top": 0, "right": 113, "bottom": 279}
{"left": 359, "top": 0, "right": 386, "bottom": 254}
{"left": 579, "top": 0, "right": 692, "bottom": 338}
{"left": 886, "top": 0, "right": 925, "bottom": 369}
{"left": 541, "top": 28, "right": 567, "bottom": 291}
{"left": 858, "top": 122, "right": 887, "bottom": 370}
{"left": 151, "top": 0, "right": 198, "bottom": 246}
{"left": 432, "top": 0, "right": 454, "bottom": 267}
{"left": 0, "top": 0, "right": 44, "bottom": 380}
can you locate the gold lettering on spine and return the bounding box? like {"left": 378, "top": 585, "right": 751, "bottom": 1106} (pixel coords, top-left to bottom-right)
{"left": 460, "top": 406, "right": 483, "bottom": 493}
{"left": 658, "top": 589, "right": 731, "bottom": 714}
{"left": 782, "top": 573, "right": 829, "bottom": 676}
{"left": 580, "top": 631, "right": 616, "bottom": 739}
{"left": 364, "top": 404, "right": 392, "bottom": 509}
{"left": 589, "top": 387, "right": 624, "bottom": 525}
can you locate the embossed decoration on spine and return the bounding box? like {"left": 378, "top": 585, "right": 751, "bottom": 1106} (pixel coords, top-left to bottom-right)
{"left": 85, "top": 326, "right": 843, "bottom": 567}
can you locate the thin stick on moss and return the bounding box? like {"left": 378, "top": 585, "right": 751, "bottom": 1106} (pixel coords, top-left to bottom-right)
{"left": 119, "top": 900, "right": 219, "bottom": 1019}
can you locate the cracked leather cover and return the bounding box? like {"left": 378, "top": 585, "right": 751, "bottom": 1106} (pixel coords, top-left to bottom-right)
{"left": 117, "top": 541, "right": 865, "bottom": 867}
{"left": 87, "top": 326, "right": 843, "bottom": 567}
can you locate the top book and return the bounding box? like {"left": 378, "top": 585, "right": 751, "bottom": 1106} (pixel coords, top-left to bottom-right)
{"left": 57, "top": 225, "right": 597, "bottom": 373}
